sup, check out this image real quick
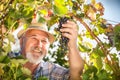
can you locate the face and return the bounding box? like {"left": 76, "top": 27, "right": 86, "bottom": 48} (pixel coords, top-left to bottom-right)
{"left": 20, "top": 29, "right": 50, "bottom": 64}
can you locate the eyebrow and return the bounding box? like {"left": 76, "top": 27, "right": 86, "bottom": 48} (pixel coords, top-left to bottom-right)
{"left": 26, "top": 34, "right": 37, "bottom": 37}
{"left": 27, "top": 34, "right": 48, "bottom": 40}
{"left": 30, "top": 34, "right": 37, "bottom": 37}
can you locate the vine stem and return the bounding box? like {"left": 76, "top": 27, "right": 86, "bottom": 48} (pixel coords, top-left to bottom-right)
{"left": 76, "top": 17, "right": 119, "bottom": 73}
{"left": 68, "top": 13, "right": 118, "bottom": 74}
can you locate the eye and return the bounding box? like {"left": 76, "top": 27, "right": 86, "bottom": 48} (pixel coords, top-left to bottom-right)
{"left": 31, "top": 37, "right": 37, "bottom": 40}
{"left": 41, "top": 39, "right": 47, "bottom": 43}
{"left": 28, "top": 35, "right": 37, "bottom": 41}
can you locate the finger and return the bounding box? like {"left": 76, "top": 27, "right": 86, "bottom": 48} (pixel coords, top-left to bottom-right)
{"left": 60, "top": 28, "right": 71, "bottom": 33}
{"left": 66, "top": 20, "right": 76, "bottom": 25}
{"left": 62, "top": 24, "right": 73, "bottom": 29}
{"left": 62, "top": 22, "right": 77, "bottom": 30}
{"left": 61, "top": 29, "right": 78, "bottom": 38}
{"left": 62, "top": 32, "right": 72, "bottom": 39}
{"left": 62, "top": 20, "right": 75, "bottom": 26}
{"left": 60, "top": 28, "right": 77, "bottom": 36}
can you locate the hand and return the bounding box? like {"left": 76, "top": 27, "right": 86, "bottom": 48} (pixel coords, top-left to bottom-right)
{"left": 60, "top": 20, "right": 78, "bottom": 49}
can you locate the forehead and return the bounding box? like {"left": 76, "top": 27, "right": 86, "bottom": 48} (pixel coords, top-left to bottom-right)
{"left": 25, "top": 29, "right": 49, "bottom": 38}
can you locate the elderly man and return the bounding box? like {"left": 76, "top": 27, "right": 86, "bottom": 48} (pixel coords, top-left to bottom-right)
{"left": 10, "top": 20, "right": 84, "bottom": 80}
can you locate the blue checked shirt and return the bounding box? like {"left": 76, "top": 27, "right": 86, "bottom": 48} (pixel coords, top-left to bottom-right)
{"left": 33, "top": 61, "right": 70, "bottom": 80}
{"left": 8, "top": 51, "right": 70, "bottom": 80}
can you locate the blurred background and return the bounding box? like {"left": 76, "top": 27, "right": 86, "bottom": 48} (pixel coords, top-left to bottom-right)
{"left": 97, "top": 0, "right": 120, "bottom": 25}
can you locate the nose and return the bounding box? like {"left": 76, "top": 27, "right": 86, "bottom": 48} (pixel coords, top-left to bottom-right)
{"left": 37, "top": 39, "right": 42, "bottom": 48}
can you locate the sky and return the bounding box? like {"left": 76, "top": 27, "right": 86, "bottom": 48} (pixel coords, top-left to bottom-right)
{"left": 96, "top": 0, "right": 120, "bottom": 25}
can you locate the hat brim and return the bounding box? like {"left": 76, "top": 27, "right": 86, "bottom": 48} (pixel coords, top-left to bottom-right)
{"left": 17, "top": 28, "right": 54, "bottom": 44}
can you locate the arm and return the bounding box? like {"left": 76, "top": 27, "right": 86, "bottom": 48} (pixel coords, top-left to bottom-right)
{"left": 60, "top": 20, "right": 84, "bottom": 80}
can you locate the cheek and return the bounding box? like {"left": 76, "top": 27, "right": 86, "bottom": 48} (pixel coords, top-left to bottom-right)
{"left": 46, "top": 44, "right": 50, "bottom": 49}
{"left": 24, "top": 40, "right": 35, "bottom": 52}
{"left": 42, "top": 44, "right": 49, "bottom": 51}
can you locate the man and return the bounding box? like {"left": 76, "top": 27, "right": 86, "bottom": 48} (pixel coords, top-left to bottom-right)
{"left": 10, "top": 20, "right": 84, "bottom": 80}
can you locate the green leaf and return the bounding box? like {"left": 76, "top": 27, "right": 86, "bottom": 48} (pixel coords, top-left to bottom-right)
{"left": 37, "top": 16, "right": 46, "bottom": 23}
{"left": 96, "top": 23, "right": 106, "bottom": 34}
{"left": 7, "top": 34, "right": 15, "bottom": 43}
{"left": 113, "top": 25, "right": 120, "bottom": 50}
{"left": 78, "top": 43, "right": 91, "bottom": 52}
{"left": 26, "top": 0, "right": 34, "bottom": 3}
{"left": 67, "top": 0, "right": 73, "bottom": 7}
{"left": 21, "top": 67, "right": 31, "bottom": 76}
{"left": 0, "top": 41, "right": 2, "bottom": 48}
{"left": 16, "top": 59, "right": 28, "bottom": 65}
{"left": 85, "top": 31, "right": 93, "bottom": 39}
{"left": 110, "top": 54, "right": 119, "bottom": 61}
{"left": 23, "top": 23, "right": 29, "bottom": 30}
{"left": 47, "top": 16, "right": 58, "bottom": 27}
{"left": 25, "top": 78, "right": 32, "bottom": 80}
{"left": 93, "top": 57, "right": 103, "bottom": 70}
{"left": 4, "top": 16, "right": 14, "bottom": 29}
{"left": 13, "top": 55, "right": 24, "bottom": 59}
{"left": 22, "top": 6, "right": 34, "bottom": 18}
{"left": 53, "top": 0, "right": 68, "bottom": 15}
{"left": 38, "top": 76, "right": 48, "bottom": 80}
{"left": 0, "top": 65, "right": 4, "bottom": 75}
{"left": 0, "top": 56, "right": 10, "bottom": 63}
{"left": 82, "top": 66, "right": 98, "bottom": 80}
{"left": 3, "top": 43, "right": 11, "bottom": 54}
{"left": 11, "top": 59, "right": 27, "bottom": 68}
{"left": 39, "top": 9, "right": 48, "bottom": 16}
{"left": 97, "top": 69, "right": 111, "bottom": 80}
{"left": 76, "top": 13, "right": 85, "bottom": 18}
{"left": 92, "top": 47, "right": 105, "bottom": 57}
{"left": 104, "top": 63, "right": 112, "bottom": 72}
{"left": 16, "top": 68, "right": 23, "bottom": 78}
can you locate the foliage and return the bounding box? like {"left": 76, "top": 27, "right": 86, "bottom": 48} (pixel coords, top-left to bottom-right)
{"left": 0, "top": 0, "right": 120, "bottom": 80}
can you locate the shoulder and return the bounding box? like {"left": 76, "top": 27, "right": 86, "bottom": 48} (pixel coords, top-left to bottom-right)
{"left": 40, "top": 61, "right": 69, "bottom": 74}
{"left": 45, "top": 61, "right": 70, "bottom": 79}
{"left": 41, "top": 61, "right": 68, "bottom": 70}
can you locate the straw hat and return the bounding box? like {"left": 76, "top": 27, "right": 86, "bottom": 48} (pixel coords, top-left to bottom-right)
{"left": 17, "top": 23, "right": 54, "bottom": 43}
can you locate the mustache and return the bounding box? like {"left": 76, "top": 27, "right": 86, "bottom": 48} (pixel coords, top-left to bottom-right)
{"left": 31, "top": 46, "right": 42, "bottom": 53}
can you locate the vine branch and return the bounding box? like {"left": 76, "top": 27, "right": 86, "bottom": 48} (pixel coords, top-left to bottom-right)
{"left": 68, "top": 13, "right": 118, "bottom": 74}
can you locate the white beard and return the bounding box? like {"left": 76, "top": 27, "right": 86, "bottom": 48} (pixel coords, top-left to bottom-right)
{"left": 26, "top": 52, "right": 43, "bottom": 64}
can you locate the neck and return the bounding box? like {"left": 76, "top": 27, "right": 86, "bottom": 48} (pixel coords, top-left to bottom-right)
{"left": 23, "top": 61, "right": 39, "bottom": 74}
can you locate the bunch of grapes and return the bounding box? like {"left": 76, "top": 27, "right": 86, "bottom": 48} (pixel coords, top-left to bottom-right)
{"left": 57, "top": 17, "right": 70, "bottom": 54}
